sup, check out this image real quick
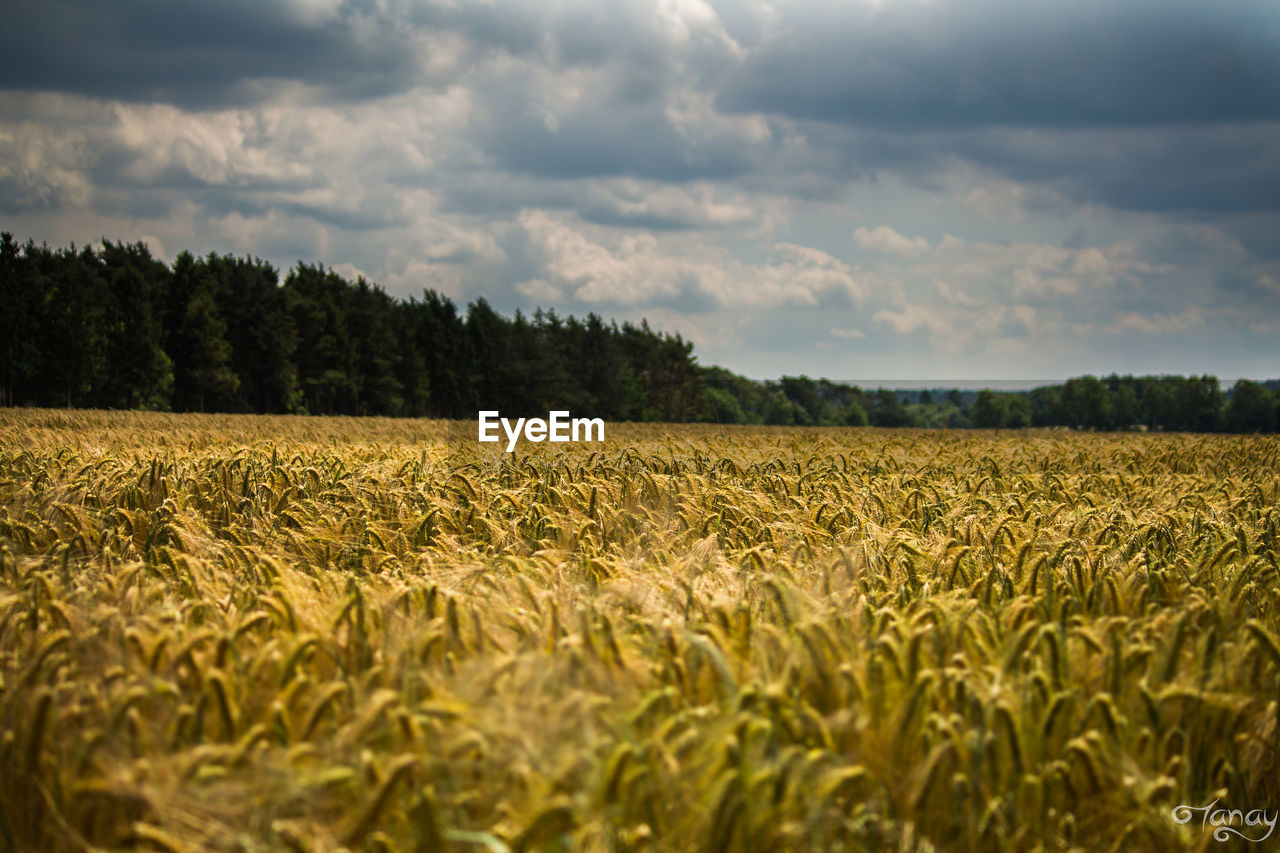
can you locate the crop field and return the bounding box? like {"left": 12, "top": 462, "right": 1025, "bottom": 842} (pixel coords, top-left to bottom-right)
{"left": 2, "top": 410, "right": 1280, "bottom": 852}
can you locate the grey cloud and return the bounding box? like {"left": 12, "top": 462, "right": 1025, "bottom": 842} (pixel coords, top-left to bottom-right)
{"left": 1062, "top": 228, "right": 1088, "bottom": 251}
{"left": 703, "top": 0, "right": 1280, "bottom": 219}
{"left": 80, "top": 184, "right": 404, "bottom": 233}
{"left": 276, "top": 201, "right": 407, "bottom": 232}
{"left": 485, "top": 119, "right": 749, "bottom": 182}
{"left": 95, "top": 156, "right": 325, "bottom": 196}
{"left": 0, "top": 0, "right": 725, "bottom": 111}
{"left": 437, "top": 174, "right": 759, "bottom": 231}
{"left": 2, "top": 0, "right": 1279, "bottom": 381}
{"left": 1224, "top": 212, "right": 1280, "bottom": 261}
{"left": 783, "top": 120, "right": 1280, "bottom": 219}
{"left": 408, "top": 1, "right": 653, "bottom": 70}
{"left": 475, "top": 92, "right": 758, "bottom": 183}
{"left": 16, "top": 0, "right": 1273, "bottom": 222}
{"left": 717, "top": 0, "right": 1280, "bottom": 129}
{"left": 0, "top": 0, "right": 424, "bottom": 108}
{"left": 702, "top": 0, "right": 769, "bottom": 51}
{"left": 408, "top": 1, "right": 547, "bottom": 60}
{"left": 950, "top": 124, "right": 1280, "bottom": 216}
{"left": 454, "top": 0, "right": 1280, "bottom": 219}
{"left": 578, "top": 207, "right": 725, "bottom": 232}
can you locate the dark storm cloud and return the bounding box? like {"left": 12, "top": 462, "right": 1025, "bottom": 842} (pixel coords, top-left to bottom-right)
{"left": 780, "top": 118, "right": 1280, "bottom": 219}
{"left": 85, "top": 182, "right": 403, "bottom": 231}
{"left": 433, "top": 173, "right": 755, "bottom": 232}
{"left": 433, "top": 0, "right": 1280, "bottom": 218}
{"left": 0, "top": 0, "right": 423, "bottom": 108}
{"left": 717, "top": 0, "right": 1280, "bottom": 129}
{"left": 407, "top": 1, "right": 547, "bottom": 59}
{"left": 577, "top": 207, "right": 721, "bottom": 232}
{"left": 92, "top": 154, "right": 324, "bottom": 196}
{"left": 452, "top": 2, "right": 753, "bottom": 186}
{"left": 480, "top": 103, "right": 756, "bottom": 183}
{"left": 2, "top": 0, "right": 1278, "bottom": 382}
{"left": 705, "top": 0, "right": 1280, "bottom": 218}
{"left": 0, "top": 0, "right": 729, "bottom": 111}
{"left": 12, "top": 0, "right": 1273, "bottom": 219}
{"left": 405, "top": 1, "right": 643, "bottom": 69}
{"left": 948, "top": 123, "right": 1280, "bottom": 220}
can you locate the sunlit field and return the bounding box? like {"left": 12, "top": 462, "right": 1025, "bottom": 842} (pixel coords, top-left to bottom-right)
{"left": 2, "top": 410, "right": 1279, "bottom": 851}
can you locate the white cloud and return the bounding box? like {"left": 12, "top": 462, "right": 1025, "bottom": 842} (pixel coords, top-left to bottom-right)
{"left": 1106, "top": 307, "right": 1204, "bottom": 336}
{"left": 3, "top": 1, "right": 1277, "bottom": 382}
{"left": 899, "top": 237, "right": 1171, "bottom": 305}
{"left": 382, "top": 259, "right": 464, "bottom": 299}
{"left": 873, "top": 303, "right": 950, "bottom": 336}
{"left": 283, "top": 0, "right": 344, "bottom": 26}
{"left": 419, "top": 223, "right": 505, "bottom": 264}
{"left": 957, "top": 176, "right": 1029, "bottom": 221}
{"left": 934, "top": 280, "right": 980, "bottom": 308}
{"left": 852, "top": 225, "right": 929, "bottom": 255}
{"left": 515, "top": 278, "right": 565, "bottom": 301}
{"left": 583, "top": 180, "right": 758, "bottom": 228}
{"left": 518, "top": 209, "right": 867, "bottom": 309}
{"left": 331, "top": 261, "right": 372, "bottom": 282}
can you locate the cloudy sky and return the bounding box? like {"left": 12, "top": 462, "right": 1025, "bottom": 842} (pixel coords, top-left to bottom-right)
{"left": 2, "top": 0, "right": 1278, "bottom": 380}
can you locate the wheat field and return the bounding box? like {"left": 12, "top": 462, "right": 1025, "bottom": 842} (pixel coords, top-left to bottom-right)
{"left": 2, "top": 410, "right": 1279, "bottom": 852}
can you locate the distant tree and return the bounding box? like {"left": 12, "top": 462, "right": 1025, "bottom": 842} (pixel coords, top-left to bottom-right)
{"left": 0, "top": 233, "right": 38, "bottom": 406}
{"left": 3, "top": 232, "right": 1274, "bottom": 436}
{"left": 763, "top": 389, "right": 798, "bottom": 425}
{"left": 210, "top": 253, "right": 297, "bottom": 413}
{"left": 1027, "top": 385, "right": 1059, "bottom": 426}
{"left": 780, "top": 376, "right": 824, "bottom": 425}
{"left": 408, "top": 291, "right": 467, "bottom": 417}
{"left": 972, "top": 389, "right": 1006, "bottom": 428}
{"left": 652, "top": 331, "right": 701, "bottom": 421}
{"left": 179, "top": 289, "right": 239, "bottom": 411}
{"left": 343, "top": 276, "right": 404, "bottom": 415}
{"left": 1110, "top": 382, "right": 1138, "bottom": 429}
{"left": 576, "top": 313, "right": 623, "bottom": 419}
{"left": 841, "top": 400, "right": 869, "bottom": 426}
{"left": 33, "top": 245, "right": 106, "bottom": 406}
{"left": 100, "top": 242, "right": 173, "bottom": 409}
{"left": 870, "top": 388, "right": 914, "bottom": 427}
{"left": 168, "top": 253, "right": 237, "bottom": 411}
{"left": 1225, "top": 380, "right": 1277, "bottom": 433}
{"left": 703, "top": 386, "right": 747, "bottom": 424}
{"left": 286, "top": 264, "right": 360, "bottom": 415}
{"left": 1176, "top": 375, "right": 1223, "bottom": 432}
{"left": 465, "top": 297, "right": 507, "bottom": 412}
{"left": 701, "top": 367, "right": 767, "bottom": 425}
{"left": 1062, "top": 376, "right": 1109, "bottom": 429}
{"left": 945, "top": 406, "right": 971, "bottom": 429}
{"left": 1005, "top": 394, "right": 1031, "bottom": 428}
{"left": 1140, "top": 378, "right": 1177, "bottom": 429}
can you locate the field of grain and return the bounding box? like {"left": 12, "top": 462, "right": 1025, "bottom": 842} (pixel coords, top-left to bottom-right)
{"left": 2, "top": 410, "right": 1279, "bottom": 852}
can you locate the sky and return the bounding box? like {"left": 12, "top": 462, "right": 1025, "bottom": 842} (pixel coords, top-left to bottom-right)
{"left": 1, "top": 0, "right": 1278, "bottom": 381}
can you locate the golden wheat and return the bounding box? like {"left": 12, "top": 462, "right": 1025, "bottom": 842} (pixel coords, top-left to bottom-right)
{"left": 1, "top": 409, "right": 1278, "bottom": 851}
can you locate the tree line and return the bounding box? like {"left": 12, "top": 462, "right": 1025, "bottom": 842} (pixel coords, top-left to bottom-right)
{"left": 0, "top": 235, "right": 699, "bottom": 420}
{"left": 725, "top": 374, "right": 1280, "bottom": 434}
{"left": 2, "top": 234, "right": 1276, "bottom": 432}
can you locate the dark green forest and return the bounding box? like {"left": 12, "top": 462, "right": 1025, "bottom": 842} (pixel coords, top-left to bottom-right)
{"left": 2, "top": 234, "right": 1277, "bottom": 432}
